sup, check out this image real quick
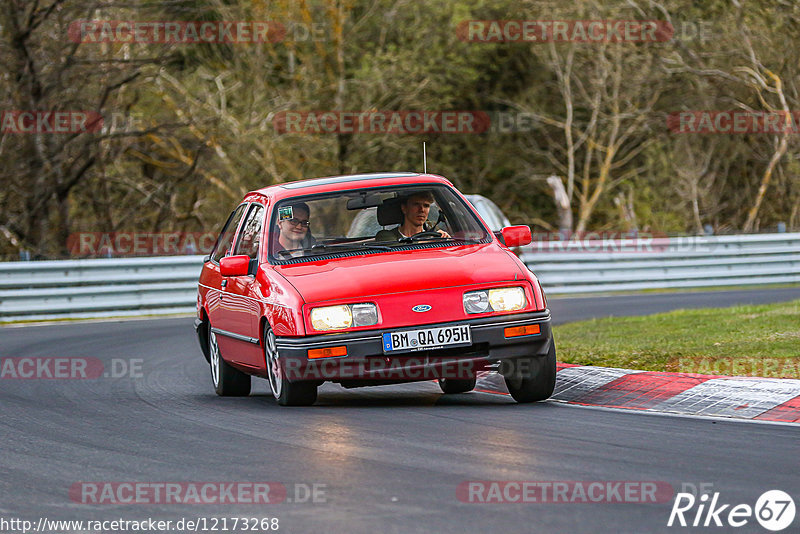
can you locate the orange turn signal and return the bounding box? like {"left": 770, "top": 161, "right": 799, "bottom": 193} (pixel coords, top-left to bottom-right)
{"left": 308, "top": 346, "right": 347, "bottom": 359}
{"left": 504, "top": 324, "right": 540, "bottom": 338}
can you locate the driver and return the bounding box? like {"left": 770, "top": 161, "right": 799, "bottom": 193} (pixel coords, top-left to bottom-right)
{"left": 375, "top": 191, "right": 450, "bottom": 241}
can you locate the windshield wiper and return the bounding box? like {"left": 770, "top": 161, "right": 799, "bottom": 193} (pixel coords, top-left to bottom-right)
{"left": 276, "top": 243, "right": 392, "bottom": 257}
{"left": 276, "top": 237, "right": 483, "bottom": 258}
{"left": 391, "top": 234, "right": 484, "bottom": 246}
{"left": 311, "top": 242, "right": 393, "bottom": 251}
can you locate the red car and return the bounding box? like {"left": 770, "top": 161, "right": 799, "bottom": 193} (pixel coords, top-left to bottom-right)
{"left": 194, "top": 172, "right": 555, "bottom": 406}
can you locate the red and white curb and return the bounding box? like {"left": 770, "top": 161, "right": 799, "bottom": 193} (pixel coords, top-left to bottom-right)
{"left": 476, "top": 363, "right": 800, "bottom": 423}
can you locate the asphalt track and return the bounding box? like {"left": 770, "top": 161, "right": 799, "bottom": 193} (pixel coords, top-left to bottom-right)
{"left": 2, "top": 288, "right": 799, "bottom": 534}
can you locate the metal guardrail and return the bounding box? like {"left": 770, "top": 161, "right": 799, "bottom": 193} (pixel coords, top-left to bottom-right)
{"left": 1, "top": 233, "right": 799, "bottom": 322}
{"left": 520, "top": 233, "right": 800, "bottom": 294}
{"left": 0, "top": 256, "right": 203, "bottom": 322}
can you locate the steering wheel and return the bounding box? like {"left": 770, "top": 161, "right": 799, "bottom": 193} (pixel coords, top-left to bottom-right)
{"left": 410, "top": 230, "right": 445, "bottom": 240}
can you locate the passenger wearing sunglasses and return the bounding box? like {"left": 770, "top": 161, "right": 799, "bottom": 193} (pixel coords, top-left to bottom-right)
{"left": 274, "top": 202, "right": 314, "bottom": 256}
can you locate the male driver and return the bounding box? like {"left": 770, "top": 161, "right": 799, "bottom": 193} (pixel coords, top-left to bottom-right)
{"left": 273, "top": 202, "right": 312, "bottom": 255}
{"left": 375, "top": 191, "right": 450, "bottom": 241}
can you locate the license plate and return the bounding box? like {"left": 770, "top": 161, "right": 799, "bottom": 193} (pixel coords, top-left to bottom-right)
{"left": 382, "top": 325, "right": 471, "bottom": 353}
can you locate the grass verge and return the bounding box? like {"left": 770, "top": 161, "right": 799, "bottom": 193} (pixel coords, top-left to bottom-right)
{"left": 553, "top": 299, "right": 800, "bottom": 379}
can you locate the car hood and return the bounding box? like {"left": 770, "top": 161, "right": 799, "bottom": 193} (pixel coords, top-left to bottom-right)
{"left": 273, "top": 243, "right": 525, "bottom": 304}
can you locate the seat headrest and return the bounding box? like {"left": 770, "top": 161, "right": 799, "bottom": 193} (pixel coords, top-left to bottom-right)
{"left": 377, "top": 198, "right": 403, "bottom": 226}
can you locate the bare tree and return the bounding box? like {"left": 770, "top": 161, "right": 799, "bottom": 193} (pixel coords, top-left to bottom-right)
{"left": 0, "top": 0, "right": 168, "bottom": 257}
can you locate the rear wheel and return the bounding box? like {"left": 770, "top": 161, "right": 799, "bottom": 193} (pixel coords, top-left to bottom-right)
{"left": 264, "top": 325, "right": 317, "bottom": 406}
{"left": 208, "top": 327, "right": 251, "bottom": 396}
{"left": 437, "top": 378, "right": 477, "bottom": 394}
{"left": 503, "top": 340, "right": 556, "bottom": 403}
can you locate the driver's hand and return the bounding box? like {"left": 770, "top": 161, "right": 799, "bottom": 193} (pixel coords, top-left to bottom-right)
{"left": 437, "top": 229, "right": 451, "bottom": 238}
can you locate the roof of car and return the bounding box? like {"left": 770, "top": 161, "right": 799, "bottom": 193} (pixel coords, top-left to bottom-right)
{"left": 248, "top": 172, "right": 454, "bottom": 202}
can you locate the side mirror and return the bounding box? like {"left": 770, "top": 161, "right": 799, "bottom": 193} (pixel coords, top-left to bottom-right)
{"left": 220, "top": 255, "right": 252, "bottom": 277}
{"left": 500, "top": 225, "right": 532, "bottom": 248}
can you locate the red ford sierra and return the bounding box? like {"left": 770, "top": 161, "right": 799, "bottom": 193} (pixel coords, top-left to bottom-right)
{"left": 194, "top": 172, "right": 555, "bottom": 406}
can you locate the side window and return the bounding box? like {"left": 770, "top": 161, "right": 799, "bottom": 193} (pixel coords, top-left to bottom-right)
{"left": 211, "top": 204, "right": 247, "bottom": 263}
{"left": 234, "top": 204, "right": 265, "bottom": 259}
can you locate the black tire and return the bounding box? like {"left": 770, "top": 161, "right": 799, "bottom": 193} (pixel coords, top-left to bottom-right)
{"left": 503, "top": 339, "right": 557, "bottom": 403}
{"left": 208, "top": 326, "right": 251, "bottom": 397}
{"left": 264, "top": 324, "right": 317, "bottom": 406}
{"left": 437, "top": 377, "right": 477, "bottom": 394}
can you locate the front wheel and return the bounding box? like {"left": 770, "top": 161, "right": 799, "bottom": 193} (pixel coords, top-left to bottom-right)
{"left": 264, "top": 325, "right": 317, "bottom": 406}
{"left": 502, "top": 340, "right": 557, "bottom": 403}
{"left": 208, "top": 327, "right": 251, "bottom": 397}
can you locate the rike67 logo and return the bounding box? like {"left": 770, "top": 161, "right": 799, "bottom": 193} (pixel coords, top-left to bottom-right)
{"left": 668, "top": 489, "right": 796, "bottom": 531}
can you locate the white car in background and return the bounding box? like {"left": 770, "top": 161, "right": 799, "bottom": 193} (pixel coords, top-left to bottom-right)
{"left": 464, "top": 194, "right": 512, "bottom": 232}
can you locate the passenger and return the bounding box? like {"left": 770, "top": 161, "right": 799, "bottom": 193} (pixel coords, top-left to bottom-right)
{"left": 273, "top": 202, "right": 312, "bottom": 255}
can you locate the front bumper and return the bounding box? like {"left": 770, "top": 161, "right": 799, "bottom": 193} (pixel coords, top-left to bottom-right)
{"left": 273, "top": 311, "right": 552, "bottom": 383}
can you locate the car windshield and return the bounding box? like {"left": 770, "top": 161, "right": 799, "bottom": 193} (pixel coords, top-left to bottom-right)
{"left": 269, "top": 184, "right": 490, "bottom": 262}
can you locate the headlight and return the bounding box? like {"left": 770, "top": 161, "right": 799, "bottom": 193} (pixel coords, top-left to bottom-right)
{"left": 311, "top": 305, "right": 352, "bottom": 330}
{"left": 488, "top": 287, "right": 527, "bottom": 311}
{"left": 351, "top": 303, "right": 379, "bottom": 326}
{"left": 463, "top": 291, "right": 490, "bottom": 314}
{"left": 464, "top": 287, "right": 527, "bottom": 314}
{"left": 310, "top": 303, "right": 378, "bottom": 331}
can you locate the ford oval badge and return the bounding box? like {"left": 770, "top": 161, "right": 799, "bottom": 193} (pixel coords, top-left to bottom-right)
{"left": 412, "top": 304, "right": 432, "bottom": 313}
